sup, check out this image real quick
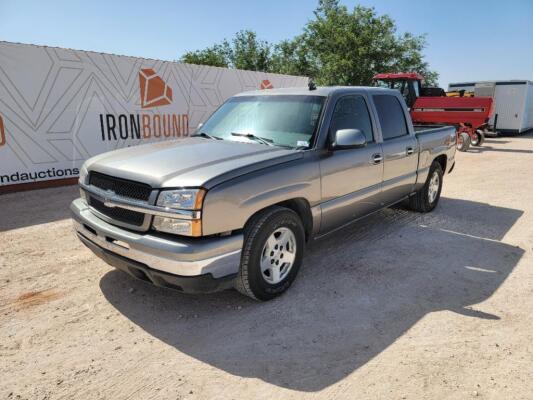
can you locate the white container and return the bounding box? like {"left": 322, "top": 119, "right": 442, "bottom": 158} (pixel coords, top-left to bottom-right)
{"left": 448, "top": 80, "right": 533, "bottom": 134}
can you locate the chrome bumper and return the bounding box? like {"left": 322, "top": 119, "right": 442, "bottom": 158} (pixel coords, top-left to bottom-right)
{"left": 71, "top": 198, "right": 242, "bottom": 278}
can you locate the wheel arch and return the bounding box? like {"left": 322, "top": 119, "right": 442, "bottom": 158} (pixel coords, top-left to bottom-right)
{"left": 244, "top": 198, "right": 313, "bottom": 242}
{"left": 433, "top": 154, "right": 447, "bottom": 173}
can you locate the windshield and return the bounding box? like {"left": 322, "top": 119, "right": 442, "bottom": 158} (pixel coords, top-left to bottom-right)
{"left": 198, "top": 95, "right": 325, "bottom": 149}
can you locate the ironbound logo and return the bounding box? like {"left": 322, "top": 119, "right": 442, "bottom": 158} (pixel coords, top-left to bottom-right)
{"left": 260, "top": 79, "right": 274, "bottom": 90}
{"left": 139, "top": 68, "right": 173, "bottom": 108}
{"left": 99, "top": 68, "right": 187, "bottom": 142}
{"left": 0, "top": 114, "right": 5, "bottom": 147}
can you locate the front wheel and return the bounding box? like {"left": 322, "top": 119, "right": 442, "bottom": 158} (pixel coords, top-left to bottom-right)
{"left": 408, "top": 161, "right": 443, "bottom": 213}
{"left": 235, "top": 206, "right": 305, "bottom": 301}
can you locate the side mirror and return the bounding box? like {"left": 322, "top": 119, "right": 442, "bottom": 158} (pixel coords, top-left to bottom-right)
{"left": 197, "top": 122, "right": 204, "bottom": 129}
{"left": 331, "top": 129, "right": 367, "bottom": 150}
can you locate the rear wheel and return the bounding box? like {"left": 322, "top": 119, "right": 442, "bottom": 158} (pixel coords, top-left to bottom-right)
{"left": 471, "top": 131, "right": 485, "bottom": 146}
{"left": 456, "top": 131, "right": 471, "bottom": 152}
{"left": 235, "top": 207, "right": 305, "bottom": 301}
{"left": 408, "top": 161, "right": 443, "bottom": 213}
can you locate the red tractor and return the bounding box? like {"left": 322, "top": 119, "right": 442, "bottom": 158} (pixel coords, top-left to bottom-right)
{"left": 372, "top": 73, "right": 494, "bottom": 151}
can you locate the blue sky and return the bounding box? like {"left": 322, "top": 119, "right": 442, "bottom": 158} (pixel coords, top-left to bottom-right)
{"left": 1, "top": 0, "right": 532, "bottom": 88}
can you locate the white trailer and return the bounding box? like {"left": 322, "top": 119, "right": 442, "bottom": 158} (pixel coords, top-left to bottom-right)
{"left": 448, "top": 80, "right": 533, "bottom": 134}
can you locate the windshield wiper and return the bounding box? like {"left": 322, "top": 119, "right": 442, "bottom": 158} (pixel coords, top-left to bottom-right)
{"left": 191, "top": 132, "right": 223, "bottom": 140}
{"left": 231, "top": 132, "right": 274, "bottom": 146}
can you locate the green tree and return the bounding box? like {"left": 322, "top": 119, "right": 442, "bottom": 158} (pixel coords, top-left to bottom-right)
{"left": 282, "top": 0, "right": 438, "bottom": 86}
{"left": 269, "top": 37, "right": 317, "bottom": 78}
{"left": 179, "top": 1, "right": 438, "bottom": 86}
{"left": 180, "top": 30, "right": 271, "bottom": 71}
{"left": 180, "top": 42, "right": 230, "bottom": 68}
{"left": 231, "top": 30, "right": 271, "bottom": 71}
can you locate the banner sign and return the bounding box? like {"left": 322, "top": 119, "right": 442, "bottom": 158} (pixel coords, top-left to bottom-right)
{"left": 0, "top": 41, "right": 308, "bottom": 189}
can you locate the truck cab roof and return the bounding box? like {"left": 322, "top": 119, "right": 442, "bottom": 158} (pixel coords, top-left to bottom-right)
{"left": 234, "top": 86, "right": 397, "bottom": 98}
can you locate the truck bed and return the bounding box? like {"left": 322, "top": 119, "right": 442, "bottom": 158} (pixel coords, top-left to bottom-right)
{"left": 413, "top": 124, "right": 450, "bottom": 134}
{"left": 413, "top": 124, "right": 456, "bottom": 186}
{"left": 414, "top": 125, "right": 455, "bottom": 151}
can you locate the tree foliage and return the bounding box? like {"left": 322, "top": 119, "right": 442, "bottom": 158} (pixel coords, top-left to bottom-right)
{"left": 179, "top": 0, "right": 438, "bottom": 86}
{"left": 231, "top": 30, "right": 271, "bottom": 71}
{"left": 180, "top": 43, "right": 230, "bottom": 68}
{"left": 181, "top": 30, "right": 271, "bottom": 71}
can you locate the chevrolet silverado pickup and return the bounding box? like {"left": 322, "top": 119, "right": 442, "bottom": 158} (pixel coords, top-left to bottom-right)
{"left": 71, "top": 86, "right": 456, "bottom": 301}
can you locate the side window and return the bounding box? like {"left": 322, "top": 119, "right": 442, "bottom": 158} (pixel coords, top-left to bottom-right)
{"left": 373, "top": 95, "right": 409, "bottom": 140}
{"left": 330, "top": 95, "right": 374, "bottom": 143}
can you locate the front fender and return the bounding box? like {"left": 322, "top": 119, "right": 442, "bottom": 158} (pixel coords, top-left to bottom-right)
{"left": 201, "top": 155, "right": 321, "bottom": 236}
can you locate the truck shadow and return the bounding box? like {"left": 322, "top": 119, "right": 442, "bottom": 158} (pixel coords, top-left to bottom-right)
{"left": 100, "top": 198, "right": 524, "bottom": 392}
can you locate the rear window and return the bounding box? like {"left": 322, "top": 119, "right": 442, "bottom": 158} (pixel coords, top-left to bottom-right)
{"left": 373, "top": 95, "right": 409, "bottom": 140}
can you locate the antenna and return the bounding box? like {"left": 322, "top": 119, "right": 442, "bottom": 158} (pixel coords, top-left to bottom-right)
{"left": 308, "top": 78, "right": 316, "bottom": 91}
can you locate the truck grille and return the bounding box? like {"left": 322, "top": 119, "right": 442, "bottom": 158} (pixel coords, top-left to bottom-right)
{"left": 89, "top": 172, "right": 152, "bottom": 201}
{"left": 86, "top": 172, "right": 153, "bottom": 228}
{"left": 88, "top": 197, "right": 145, "bottom": 226}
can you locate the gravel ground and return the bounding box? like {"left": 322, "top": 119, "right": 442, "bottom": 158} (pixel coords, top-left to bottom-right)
{"left": 1, "top": 133, "right": 533, "bottom": 400}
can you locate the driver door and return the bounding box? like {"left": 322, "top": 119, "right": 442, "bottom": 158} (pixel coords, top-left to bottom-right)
{"left": 319, "top": 95, "right": 384, "bottom": 233}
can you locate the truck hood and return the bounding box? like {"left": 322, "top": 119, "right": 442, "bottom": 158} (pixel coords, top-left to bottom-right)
{"left": 86, "top": 138, "right": 301, "bottom": 189}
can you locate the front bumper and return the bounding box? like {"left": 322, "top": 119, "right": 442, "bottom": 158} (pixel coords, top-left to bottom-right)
{"left": 71, "top": 198, "right": 243, "bottom": 293}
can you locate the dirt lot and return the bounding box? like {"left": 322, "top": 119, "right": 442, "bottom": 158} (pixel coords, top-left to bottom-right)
{"left": 1, "top": 134, "right": 533, "bottom": 400}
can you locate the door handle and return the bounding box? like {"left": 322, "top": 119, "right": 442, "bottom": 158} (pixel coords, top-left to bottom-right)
{"left": 406, "top": 147, "right": 414, "bottom": 155}
{"left": 371, "top": 153, "right": 383, "bottom": 164}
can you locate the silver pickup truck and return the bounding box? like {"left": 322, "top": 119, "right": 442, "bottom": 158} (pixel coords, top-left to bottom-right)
{"left": 71, "top": 86, "right": 456, "bottom": 300}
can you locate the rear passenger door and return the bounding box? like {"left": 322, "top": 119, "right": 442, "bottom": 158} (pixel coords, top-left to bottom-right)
{"left": 319, "top": 95, "right": 384, "bottom": 233}
{"left": 372, "top": 94, "right": 418, "bottom": 204}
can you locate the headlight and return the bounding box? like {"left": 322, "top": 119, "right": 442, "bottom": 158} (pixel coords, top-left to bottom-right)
{"left": 156, "top": 189, "right": 205, "bottom": 210}
{"left": 153, "top": 189, "right": 206, "bottom": 236}
{"left": 78, "top": 164, "right": 89, "bottom": 201}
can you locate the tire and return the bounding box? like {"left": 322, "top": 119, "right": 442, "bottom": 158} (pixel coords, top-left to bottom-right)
{"left": 408, "top": 161, "right": 443, "bottom": 213}
{"left": 471, "top": 131, "right": 485, "bottom": 146}
{"left": 456, "top": 131, "right": 471, "bottom": 152}
{"left": 235, "top": 206, "right": 305, "bottom": 301}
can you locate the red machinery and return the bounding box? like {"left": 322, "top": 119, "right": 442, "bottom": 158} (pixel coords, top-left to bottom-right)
{"left": 373, "top": 73, "right": 494, "bottom": 151}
